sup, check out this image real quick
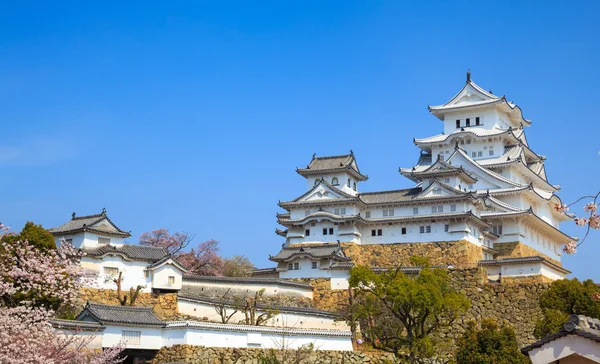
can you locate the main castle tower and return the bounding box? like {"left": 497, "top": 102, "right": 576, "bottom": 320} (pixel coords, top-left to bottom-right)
{"left": 267, "top": 72, "right": 574, "bottom": 283}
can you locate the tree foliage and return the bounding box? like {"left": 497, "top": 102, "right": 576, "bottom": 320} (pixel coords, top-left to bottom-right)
{"left": 222, "top": 255, "right": 254, "bottom": 277}
{"left": 534, "top": 277, "right": 600, "bottom": 338}
{"left": 1, "top": 221, "right": 55, "bottom": 251}
{"left": 348, "top": 257, "right": 470, "bottom": 363}
{"left": 0, "top": 223, "right": 123, "bottom": 363}
{"left": 454, "top": 319, "right": 529, "bottom": 364}
{"left": 139, "top": 229, "right": 224, "bottom": 275}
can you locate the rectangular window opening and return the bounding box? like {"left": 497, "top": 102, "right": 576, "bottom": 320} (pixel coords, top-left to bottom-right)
{"left": 311, "top": 261, "right": 318, "bottom": 269}
{"left": 456, "top": 120, "right": 460, "bottom": 128}
{"left": 476, "top": 117, "right": 480, "bottom": 126}
{"left": 103, "top": 267, "right": 119, "bottom": 276}
{"left": 293, "top": 262, "right": 299, "bottom": 270}
{"left": 305, "top": 229, "right": 310, "bottom": 236}
{"left": 365, "top": 211, "right": 371, "bottom": 218}
{"left": 377, "top": 229, "right": 382, "bottom": 236}
{"left": 98, "top": 237, "right": 111, "bottom": 245}
{"left": 465, "top": 118, "right": 470, "bottom": 127}
{"left": 322, "top": 228, "right": 328, "bottom": 235}
{"left": 444, "top": 225, "right": 449, "bottom": 232}
{"left": 122, "top": 330, "right": 141, "bottom": 345}
{"left": 328, "top": 228, "right": 334, "bottom": 235}
{"left": 426, "top": 226, "right": 431, "bottom": 233}
{"left": 401, "top": 227, "right": 407, "bottom": 235}
{"left": 168, "top": 276, "right": 175, "bottom": 285}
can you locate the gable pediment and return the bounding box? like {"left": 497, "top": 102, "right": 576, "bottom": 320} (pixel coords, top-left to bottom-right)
{"left": 91, "top": 218, "right": 119, "bottom": 233}
{"left": 418, "top": 181, "right": 464, "bottom": 198}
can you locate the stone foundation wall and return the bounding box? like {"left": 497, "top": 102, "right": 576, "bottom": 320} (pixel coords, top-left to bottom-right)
{"left": 298, "top": 278, "right": 349, "bottom": 311}
{"left": 152, "top": 345, "right": 396, "bottom": 364}
{"left": 493, "top": 241, "right": 561, "bottom": 266}
{"left": 342, "top": 240, "right": 483, "bottom": 269}
{"left": 77, "top": 288, "right": 178, "bottom": 320}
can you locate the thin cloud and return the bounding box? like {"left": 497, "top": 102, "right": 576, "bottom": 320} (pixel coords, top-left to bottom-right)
{"left": 0, "top": 136, "right": 77, "bottom": 165}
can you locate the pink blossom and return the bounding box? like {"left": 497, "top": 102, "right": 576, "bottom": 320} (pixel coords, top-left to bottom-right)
{"left": 592, "top": 292, "right": 600, "bottom": 302}
{"left": 584, "top": 202, "right": 598, "bottom": 213}
{"left": 563, "top": 241, "right": 577, "bottom": 254}
{"left": 554, "top": 203, "right": 568, "bottom": 213}
{"left": 574, "top": 217, "right": 588, "bottom": 227}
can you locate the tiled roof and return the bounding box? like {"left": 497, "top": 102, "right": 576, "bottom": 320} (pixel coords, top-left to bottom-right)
{"left": 478, "top": 256, "right": 571, "bottom": 274}
{"left": 269, "top": 243, "right": 350, "bottom": 263}
{"left": 296, "top": 153, "right": 368, "bottom": 181}
{"left": 521, "top": 315, "right": 600, "bottom": 354}
{"left": 414, "top": 127, "right": 523, "bottom": 145}
{"left": 360, "top": 211, "right": 491, "bottom": 229}
{"left": 177, "top": 295, "right": 340, "bottom": 318}
{"left": 277, "top": 211, "right": 360, "bottom": 227}
{"left": 165, "top": 320, "right": 352, "bottom": 337}
{"left": 76, "top": 302, "right": 164, "bottom": 327}
{"left": 82, "top": 244, "right": 168, "bottom": 262}
{"left": 49, "top": 209, "right": 131, "bottom": 238}
{"left": 358, "top": 188, "right": 422, "bottom": 204}
{"left": 250, "top": 267, "right": 278, "bottom": 276}
{"left": 146, "top": 254, "right": 188, "bottom": 271}
{"left": 182, "top": 275, "right": 314, "bottom": 290}
{"left": 327, "top": 262, "right": 355, "bottom": 270}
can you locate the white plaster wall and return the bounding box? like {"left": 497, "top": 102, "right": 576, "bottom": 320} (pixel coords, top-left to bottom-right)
{"left": 177, "top": 299, "right": 348, "bottom": 330}
{"left": 330, "top": 270, "right": 350, "bottom": 290}
{"left": 102, "top": 325, "right": 163, "bottom": 350}
{"left": 54, "top": 329, "right": 103, "bottom": 349}
{"left": 442, "top": 109, "right": 501, "bottom": 134}
{"left": 81, "top": 256, "right": 152, "bottom": 292}
{"left": 306, "top": 172, "right": 359, "bottom": 196}
{"left": 540, "top": 265, "right": 567, "bottom": 281}
{"left": 528, "top": 334, "right": 600, "bottom": 364}
{"left": 279, "top": 259, "right": 328, "bottom": 279}
{"left": 181, "top": 280, "right": 312, "bottom": 298}
{"left": 168, "top": 327, "right": 353, "bottom": 351}
{"left": 55, "top": 232, "right": 126, "bottom": 249}
{"left": 153, "top": 263, "right": 183, "bottom": 290}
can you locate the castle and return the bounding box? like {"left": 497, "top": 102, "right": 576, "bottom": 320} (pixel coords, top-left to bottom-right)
{"left": 270, "top": 71, "right": 573, "bottom": 282}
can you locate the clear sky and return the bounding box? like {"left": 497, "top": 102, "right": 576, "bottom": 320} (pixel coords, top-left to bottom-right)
{"left": 1, "top": 1, "right": 599, "bottom": 280}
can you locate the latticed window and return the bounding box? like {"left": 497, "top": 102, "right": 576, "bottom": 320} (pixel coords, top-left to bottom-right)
{"left": 168, "top": 276, "right": 175, "bottom": 285}
{"left": 98, "top": 237, "right": 111, "bottom": 245}
{"left": 122, "top": 330, "right": 141, "bottom": 345}
{"left": 103, "top": 267, "right": 119, "bottom": 276}
{"left": 332, "top": 177, "right": 339, "bottom": 185}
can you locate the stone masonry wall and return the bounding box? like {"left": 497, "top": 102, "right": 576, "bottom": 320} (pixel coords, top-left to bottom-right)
{"left": 152, "top": 345, "right": 396, "bottom": 364}
{"left": 494, "top": 241, "right": 562, "bottom": 266}
{"left": 342, "top": 240, "right": 483, "bottom": 269}
{"left": 298, "top": 278, "right": 349, "bottom": 311}
{"left": 77, "top": 288, "right": 178, "bottom": 320}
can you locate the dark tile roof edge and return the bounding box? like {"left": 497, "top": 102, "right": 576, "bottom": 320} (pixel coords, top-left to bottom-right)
{"left": 521, "top": 315, "right": 600, "bottom": 353}
{"left": 478, "top": 256, "right": 571, "bottom": 274}
{"left": 182, "top": 275, "right": 313, "bottom": 289}
{"left": 50, "top": 318, "right": 105, "bottom": 331}
{"left": 77, "top": 302, "right": 165, "bottom": 327}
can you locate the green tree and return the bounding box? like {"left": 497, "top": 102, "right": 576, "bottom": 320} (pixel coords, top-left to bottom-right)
{"left": 348, "top": 257, "right": 470, "bottom": 363}
{"left": 534, "top": 278, "right": 600, "bottom": 338}
{"left": 454, "top": 319, "right": 529, "bottom": 364}
{"left": 222, "top": 255, "right": 255, "bottom": 277}
{"left": 1, "top": 221, "right": 55, "bottom": 251}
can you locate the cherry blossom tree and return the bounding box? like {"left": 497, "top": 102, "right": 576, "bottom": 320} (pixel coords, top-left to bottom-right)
{"left": 554, "top": 191, "right": 600, "bottom": 255}
{"left": 139, "top": 229, "right": 224, "bottom": 276}
{"left": 0, "top": 223, "right": 123, "bottom": 363}
{"left": 139, "top": 228, "right": 195, "bottom": 254}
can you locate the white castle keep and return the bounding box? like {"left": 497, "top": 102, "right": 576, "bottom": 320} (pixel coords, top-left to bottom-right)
{"left": 270, "top": 72, "right": 574, "bottom": 281}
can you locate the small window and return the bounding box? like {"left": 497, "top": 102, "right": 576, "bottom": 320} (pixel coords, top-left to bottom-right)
{"left": 329, "top": 228, "right": 334, "bottom": 235}
{"left": 419, "top": 226, "right": 425, "bottom": 234}
{"left": 293, "top": 262, "right": 299, "bottom": 270}
{"left": 438, "top": 205, "right": 443, "bottom": 212}
{"left": 332, "top": 177, "right": 339, "bottom": 185}
{"left": 311, "top": 261, "right": 318, "bottom": 269}
{"left": 413, "top": 207, "right": 418, "bottom": 215}
{"left": 450, "top": 204, "right": 456, "bottom": 212}
{"left": 489, "top": 150, "right": 494, "bottom": 156}
{"left": 341, "top": 208, "right": 346, "bottom": 214}
{"left": 456, "top": 120, "right": 460, "bottom": 128}
{"left": 353, "top": 182, "right": 357, "bottom": 191}
{"left": 98, "top": 237, "right": 111, "bottom": 245}
{"left": 432, "top": 189, "right": 441, "bottom": 196}
{"left": 305, "top": 210, "right": 310, "bottom": 216}
{"left": 466, "top": 139, "right": 471, "bottom": 144}
{"left": 444, "top": 178, "right": 450, "bottom": 183}
{"left": 477, "top": 151, "right": 483, "bottom": 157}
{"left": 347, "top": 179, "right": 351, "bottom": 187}
{"left": 305, "top": 229, "right": 310, "bottom": 236}
{"left": 371, "top": 230, "right": 376, "bottom": 237}
{"left": 377, "top": 229, "right": 382, "bottom": 236}
{"left": 401, "top": 227, "right": 406, "bottom": 235}
{"left": 288, "top": 263, "right": 294, "bottom": 270}
{"left": 323, "top": 228, "right": 328, "bottom": 235}
{"left": 65, "top": 238, "right": 73, "bottom": 245}
{"left": 465, "top": 118, "right": 470, "bottom": 127}
{"left": 334, "top": 208, "right": 340, "bottom": 214}
{"left": 365, "top": 211, "right": 371, "bottom": 218}
{"left": 475, "top": 117, "right": 480, "bottom": 126}
{"left": 444, "top": 224, "right": 449, "bottom": 232}
{"left": 471, "top": 152, "right": 477, "bottom": 158}
{"left": 431, "top": 206, "right": 437, "bottom": 213}
{"left": 492, "top": 225, "right": 503, "bottom": 235}
{"left": 383, "top": 210, "right": 388, "bottom": 217}
{"left": 168, "top": 276, "right": 175, "bottom": 285}
{"left": 103, "top": 267, "right": 119, "bottom": 276}
{"left": 122, "top": 330, "right": 141, "bottom": 345}
{"left": 426, "top": 226, "right": 431, "bottom": 233}
{"left": 388, "top": 209, "right": 394, "bottom": 216}
{"left": 314, "top": 179, "right": 319, "bottom": 186}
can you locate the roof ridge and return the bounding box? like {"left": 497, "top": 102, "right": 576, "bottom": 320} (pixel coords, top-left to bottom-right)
{"left": 72, "top": 213, "right": 105, "bottom": 220}
{"left": 310, "top": 154, "right": 353, "bottom": 161}
{"left": 359, "top": 188, "right": 420, "bottom": 196}
{"left": 87, "top": 302, "right": 154, "bottom": 311}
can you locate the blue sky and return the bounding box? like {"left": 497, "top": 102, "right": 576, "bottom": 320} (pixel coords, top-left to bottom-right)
{"left": 1, "top": 1, "right": 599, "bottom": 280}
